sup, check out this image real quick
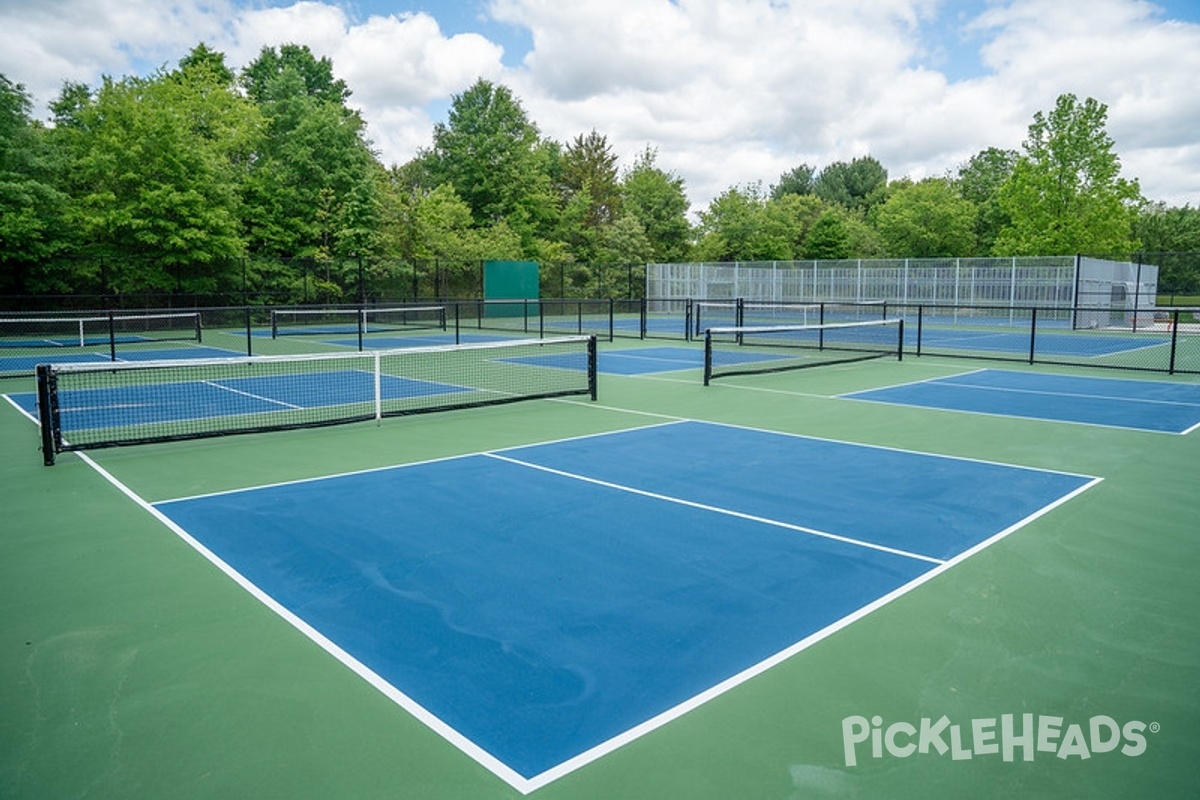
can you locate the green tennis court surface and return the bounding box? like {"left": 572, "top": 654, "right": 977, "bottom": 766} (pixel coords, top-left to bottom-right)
{"left": 2, "top": 343, "right": 1197, "bottom": 799}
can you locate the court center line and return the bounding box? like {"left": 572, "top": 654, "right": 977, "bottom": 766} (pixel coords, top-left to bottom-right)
{"left": 483, "top": 451, "right": 945, "bottom": 566}
{"left": 203, "top": 379, "right": 305, "bottom": 409}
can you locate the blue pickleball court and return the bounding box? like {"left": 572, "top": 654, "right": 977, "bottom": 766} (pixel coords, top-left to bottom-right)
{"left": 151, "top": 420, "right": 1098, "bottom": 790}
{"left": 842, "top": 369, "right": 1200, "bottom": 433}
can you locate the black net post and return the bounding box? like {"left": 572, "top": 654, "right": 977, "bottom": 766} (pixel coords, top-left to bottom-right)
{"left": 244, "top": 306, "right": 253, "bottom": 356}
{"left": 588, "top": 335, "right": 598, "bottom": 401}
{"left": 916, "top": 306, "right": 924, "bottom": 356}
{"left": 703, "top": 330, "right": 713, "bottom": 386}
{"left": 108, "top": 310, "right": 116, "bottom": 362}
{"left": 36, "top": 365, "right": 58, "bottom": 466}
{"left": 1168, "top": 309, "right": 1180, "bottom": 374}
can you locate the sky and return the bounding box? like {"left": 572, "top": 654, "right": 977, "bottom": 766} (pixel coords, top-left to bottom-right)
{"left": 2, "top": 0, "right": 1199, "bottom": 214}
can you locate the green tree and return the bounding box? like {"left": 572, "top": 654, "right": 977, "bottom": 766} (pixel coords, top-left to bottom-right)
{"left": 763, "top": 192, "right": 826, "bottom": 257}
{"left": 240, "top": 43, "right": 350, "bottom": 106}
{"left": 561, "top": 129, "right": 621, "bottom": 227}
{"left": 425, "top": 79, "right": 557, "bottom": 250}
{"left": 1134, "top": 203, "right": 1200, "bottom": 291}
{"left": 994, "top": 94, "right": 1141, "bottom": 256}
{"left": 240, "top": 45, "right": 378, "bottom": 263}
{"left": 873, "top": 178, "right": 977, "bottom": 257}
{"left": 48, "top": 57, "right": 255, "bottom": 293}
{"left": 694, "top": 184, "right": 791, "bottom": 261}
{"left": 955, "top": 147, "right": 1017, "bottom": 254}
{"left": 0, "top": 75, "right": 69, "bottom": 291}
{"left": 813, "top": 156, "right": 888, "bottom": 212}
{"left": 802, "top": 209, "right": 851, "bottom": 259}
{"left": 1134, "top": 203, "right": 1200, "bottom": 254}
{"left": 620, "top": 146, "right": 691, "bottom": 262}
{"left": 770, "top": 164, "right": 816, "bottom": 199}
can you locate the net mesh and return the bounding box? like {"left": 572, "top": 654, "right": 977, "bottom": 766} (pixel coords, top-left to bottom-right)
{"left": 0, "top": 312, "right": 201, "bottom": 348}
{"left": 703, "top": 318, "right": 903, "bottom": 384}
{"left": 37, "top": 335, "right": 596, "bottom": 463}
{"left": 270, "top": 306, "right": 447, "bottom": 337}
{"left": 693, "top": 300, "right": 887, "bottom": 336}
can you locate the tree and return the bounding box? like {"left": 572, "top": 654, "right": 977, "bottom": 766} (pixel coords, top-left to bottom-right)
{"left": 955, "top": 147, "right": 1017, "bottom": 254}
{"left": 813, "top": 156, "right": 888, "bottom": 212}
{"left": 553, "top": 130, "right": 622, "bottom": 262}
{"left": 1134, "top": 203, "right": 1200, "bottom": 291}
{"left": 240, "top": 43, "right": 350, "bottom": 106}
{"left": 1134, "top": 203, "right": 1200, "bottom": 254}
{"left": 0, "top": 75, "right": 68, "bottom": 291}
{"left": 240, "top": 45, "right": 377, "bottom": 262}
{"left": 763, "top": 192, "right": 826, "bottom": 257}
{"left": 993, "top": 93, "right": 1141, "bottom": 256}
{"left": 873, "top": 178, "right": 977, "bottom": 257}
{"left": 560, "top": 130, "right": 621, "bottom": 228}
{"left": 802, "top": 209, "right": 851, "bottom": 259}
{"left": 620, "top": 147, "right": 691, "bottom": 262}
{"left": 770, "top": 164, "right": 816, "bottom": 199}
{"left": 425, "top": 79, "right": 557, "bottom": 250}
{"left": 694, "top": 184, "right": 791, "bottom": 261}
{"left": 47, "top": 58, "right": 256, "bottom": 293}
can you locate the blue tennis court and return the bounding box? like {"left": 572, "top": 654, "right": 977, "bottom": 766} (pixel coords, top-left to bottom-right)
{"left": 842, "top": 369, "right": 1200, "bottom": 433}
{"left": 151, "top": 420, "right": 1097, "bottom": 790}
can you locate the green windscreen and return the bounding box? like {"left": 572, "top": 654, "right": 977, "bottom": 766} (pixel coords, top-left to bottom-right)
{"left": 484, "top": 260, "right": 539, "bottom": 318}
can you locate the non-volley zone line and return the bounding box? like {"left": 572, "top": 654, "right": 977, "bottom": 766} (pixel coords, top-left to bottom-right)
{"left": 842, "top": 368, "right": 1200, "bottom": 434}
{"left": 149, "top": 419, "right": 1098, "bottom": 793}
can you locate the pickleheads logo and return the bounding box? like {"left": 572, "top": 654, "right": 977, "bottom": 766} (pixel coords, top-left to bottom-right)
{"left": 842, "top": 714, "right": 1158, "bottom": 767}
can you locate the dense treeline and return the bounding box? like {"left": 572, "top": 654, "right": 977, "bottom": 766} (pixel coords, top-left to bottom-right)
{"left": 2, "top": 43, "right": 1199, "bottom": 302}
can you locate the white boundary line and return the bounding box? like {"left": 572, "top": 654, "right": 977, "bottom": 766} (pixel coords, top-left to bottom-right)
{"left": 73, "top": 450, "right": 538, "bottom": 794}
{"left": 520, "top": 475, "right": 1104, "bottom": 791}
{"left": 838, "top": 368, "right": 1199, "bottom": 436}
{"left": 13, "top": 403, "right": 1108, "bottom": 794}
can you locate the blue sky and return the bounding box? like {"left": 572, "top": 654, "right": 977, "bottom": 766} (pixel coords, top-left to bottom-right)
{"left": 2, "top": 0, "right": 1198, "bottom": 211}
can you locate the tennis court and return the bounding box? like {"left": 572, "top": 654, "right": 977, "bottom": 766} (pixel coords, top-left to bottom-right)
{"left": 2, "top": 335, "right": 1197, "bottom": 799}
{"left": 842, "top": 369, "right": 1200, "bottom": 434}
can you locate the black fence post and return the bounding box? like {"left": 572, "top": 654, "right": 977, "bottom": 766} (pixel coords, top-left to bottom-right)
{"left": 245, "top": 306, "right": 253, "bottom": 356}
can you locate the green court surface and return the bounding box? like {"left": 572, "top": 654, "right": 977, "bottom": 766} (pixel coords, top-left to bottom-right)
{"left": 2, "top": 343, "right": 1198, "bottom": 799}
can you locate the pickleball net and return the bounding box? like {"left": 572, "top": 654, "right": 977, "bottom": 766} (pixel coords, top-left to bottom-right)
{"left": 703, "top": 318, "right": 904, "bottom": 384}
{"left": 1, "top": 312, "right": 202, "bottom": 348}
{"left": 692, "top": 300, "right": 888, "bottom": 337}
{"left": 36, "top": 335, "right": 596, "bottom": 464}
{"left": 270, "top": 305, "right": 447, "bottom": 337}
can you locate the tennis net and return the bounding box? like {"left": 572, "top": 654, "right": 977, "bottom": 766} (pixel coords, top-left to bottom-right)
{"left": 36, "top": 335, "right": 596, "bottom": 465}
{"left": 703, "top": 318, "right": 904, "bottom": 384}
{"left": 1, "top": 312, "right": 202, "bottom": 348}
{"left": 693, "top": 300, "right": 888, "bottom": 336}
{"left": 270, "top": 305, "right": 447, "bottom": 337}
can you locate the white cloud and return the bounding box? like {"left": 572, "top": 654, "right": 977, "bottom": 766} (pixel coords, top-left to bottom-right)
{"left": 0, "top": 0, "right": 231, "bottom": 101}
{"left": 0, "top": 0, "right": 1197, "bottom": 210}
